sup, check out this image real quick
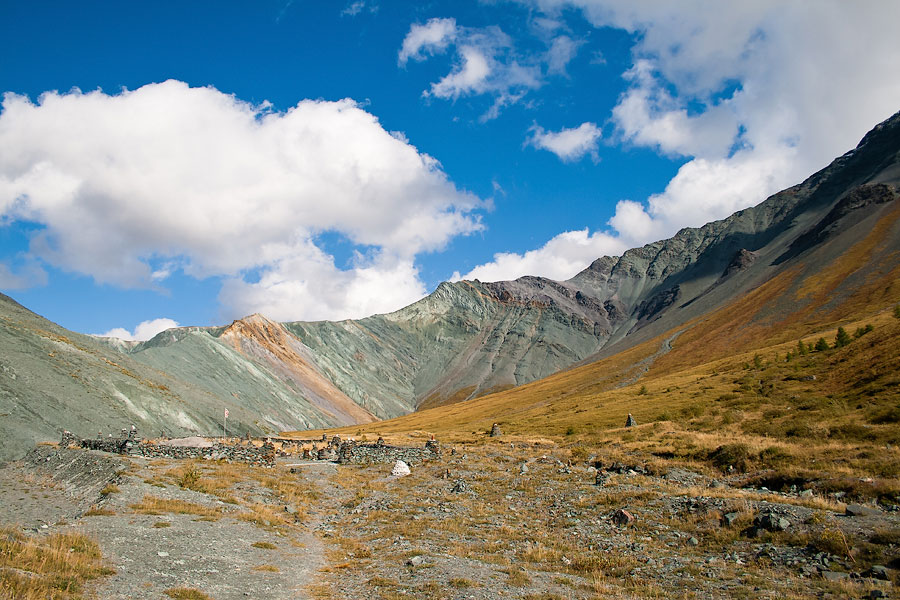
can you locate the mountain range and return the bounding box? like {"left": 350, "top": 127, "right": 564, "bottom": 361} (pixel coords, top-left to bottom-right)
{"left": 1, "top": 109, "right": 898, "bottom": 461}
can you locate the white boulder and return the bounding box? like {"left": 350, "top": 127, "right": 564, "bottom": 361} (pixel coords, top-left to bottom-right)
{"left": 391, "top": 460, "right": 411, "bottom": 477}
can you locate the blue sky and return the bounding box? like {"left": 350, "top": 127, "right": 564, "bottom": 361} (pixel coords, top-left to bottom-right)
{"left": 2, "top": 1, "right": 900, "bottom": 339}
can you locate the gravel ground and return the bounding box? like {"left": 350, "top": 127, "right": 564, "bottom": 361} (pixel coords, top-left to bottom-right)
{"left": 1, "top": 444, "right": 897, "bottom": 599}
{"left": 1, "top": 447, "right": 330, "bottom": 599}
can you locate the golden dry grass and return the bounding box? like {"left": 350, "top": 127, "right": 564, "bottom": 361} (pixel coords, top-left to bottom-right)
{"left": 129, "top": 495, "right": 221, "bottom": 518}
{"left": 251, "top": 564, "right": 280, "bottom": 573}
{"left": 162, "top": 588, "right": 213, "bottom": 600}
{"left": 0, "top": 526, "right": 115, "bottom": 599}
{"left": 157, "top": 461, "right": 317, "bottom": 526}
{"left": 237, "top": 503, "right": 289, "bottom": 529}
{"left": 288, "top": 203, "right": 900, "bottom": 455}
{"left": 292, "top": 303, "right": 900, "bottom": 504}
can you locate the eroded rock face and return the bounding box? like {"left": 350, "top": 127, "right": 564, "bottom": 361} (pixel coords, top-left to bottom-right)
{"left": 721, "top": 249, "right": 758, "bottom": 279}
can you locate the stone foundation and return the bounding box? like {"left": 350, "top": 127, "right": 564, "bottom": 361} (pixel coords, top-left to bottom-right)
{"left": 59, "top": 430, "right": 442, "bottom": 469}
{"left": 337, "top": 440, "right": 441, "bottom": 465}
{"left": 61, "top": 431, "right": 276, "bottom": 467}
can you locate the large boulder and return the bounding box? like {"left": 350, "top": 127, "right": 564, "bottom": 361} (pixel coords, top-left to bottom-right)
{"left": 391, "top": 460, "right": 411, "bottom": 477}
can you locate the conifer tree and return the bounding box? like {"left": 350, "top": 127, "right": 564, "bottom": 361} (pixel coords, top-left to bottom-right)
{"left": 815, "top": 337, "right": 829, "bottom": 352}
{"left": 834, "top": 327, "right": 851, "bottom": 348}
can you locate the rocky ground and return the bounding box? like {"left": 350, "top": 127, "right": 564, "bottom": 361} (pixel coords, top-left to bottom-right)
{"left": 0, "top": 442, "right": 897, "bottom": 599}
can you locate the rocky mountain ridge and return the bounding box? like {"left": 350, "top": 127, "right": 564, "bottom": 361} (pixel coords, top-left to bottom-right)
{"left": 2, "top": 109, "right": 899, "bottom": 459}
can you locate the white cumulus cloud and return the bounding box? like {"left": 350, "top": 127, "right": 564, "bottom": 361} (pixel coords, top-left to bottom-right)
{"left": 220, "top": 248, "right": 428, "bottom": 323}
{"left": 527, "top": 121, "right": 602, "bottom": 162}
{"left": 97, "top": 317, "right": 180, "bottom": 342}
{"left": 0, "top": 81, "right": 483, "bottom": 321}
{"left": 521, "top": 0, "right": 900, "bottom": 246}
{"left": 452, "top": 0, "right": 900, "bottom": 284}
{"left": 398, "top": 17, "right": 458, "bottom": 65}
{"left": 453, "top": 229, "right": 626, "bottom": 283}
{"left": 400, "top": 21, "right": 565, "bottom": 119}
{"left": 546, "top": 35, "right": 581, "bottom": 75}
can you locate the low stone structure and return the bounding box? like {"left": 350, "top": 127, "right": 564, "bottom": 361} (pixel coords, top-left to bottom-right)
{"left": 60, "top": 429, "right": 442, "bottom": 468}
{"left": 61, "top": 429, "right": 276, "bottom": 467}
{"left": 337, "top": 439, "right": 441, "bottom": 465}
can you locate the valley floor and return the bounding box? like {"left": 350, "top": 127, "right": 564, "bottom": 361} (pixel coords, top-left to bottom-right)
{"left": 0, "top": 442, "right": 897, "bottom": 599}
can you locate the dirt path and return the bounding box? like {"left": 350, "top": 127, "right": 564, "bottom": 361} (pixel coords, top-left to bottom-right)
{"left": 86, "top": 458, "right": 333, "bottom": 600}
{"left": 0, "top": 448, "right": 337, "bottom": 600}
{"left": 615, "top": 328, "right": 685, "bottom": 389}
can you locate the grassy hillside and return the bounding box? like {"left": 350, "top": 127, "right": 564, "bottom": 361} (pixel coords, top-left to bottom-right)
{"left": 291, "top": 293, "right": 900, "bottom": 498}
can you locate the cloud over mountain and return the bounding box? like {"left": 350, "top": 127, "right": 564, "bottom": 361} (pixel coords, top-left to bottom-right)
{"left": 454, "top": 228, "right": 625, "bottom": 283}
{"left": 98, "top": 317, "right": 180, "bottom": 342}
{"left": 0, "top": 81, "right": 483, "bottom": 320}
{"left": 462, "top": 0, "right": 900, "bottom": 282}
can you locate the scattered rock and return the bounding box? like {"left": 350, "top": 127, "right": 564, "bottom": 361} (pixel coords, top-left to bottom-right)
{"left": 406, "top": 555, "right": 428, "bottom": 567}
{"left": 611, "top": 508, "right": 635, "bottom": 527}
{"left": 721, "top": 512, "right": 741, "bottom": 528}
{"left": 754, "top": 512, "right": 790, "bottom": 532}
{"left": 602, "top": 462, "right": 648, "bottom": 475}
{"left": 820, "top": 570, "right": 849, "bottom": 582}
{"left": 450, "top": 480, "right": 468, "bottom": 493}
{"left": 663, "top": 467, "right": 703, "bottom": 486}
{"left": 867, "top": 565, "right": 890, "bottom": 580}
{"left": 687, "top": 537, "right": 699, "bottom": 546}
{"left": 845, "top": 503, "right": 881, "bottom": 517}
{"left": 391, "top": 460, "right": 411, "bottom": 478}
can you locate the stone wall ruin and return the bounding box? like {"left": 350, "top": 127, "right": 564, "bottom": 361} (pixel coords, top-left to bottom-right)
{"left": 58, "top": 429, "right": 442, "bottom": 468}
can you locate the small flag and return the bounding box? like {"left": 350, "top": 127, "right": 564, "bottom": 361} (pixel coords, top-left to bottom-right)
{"left": 224, "top": 408, "right": 229, "bottom": 418}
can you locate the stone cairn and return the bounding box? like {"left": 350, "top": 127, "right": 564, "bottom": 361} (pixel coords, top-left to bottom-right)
{"left": 625, "top": 413, "right": 637, "bottom": 428}
{"left": 490, "top": 423, "right": 502, "bottom": 437}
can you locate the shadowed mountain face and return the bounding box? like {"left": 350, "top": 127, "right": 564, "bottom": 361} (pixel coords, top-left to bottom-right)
{"left": 2, "top": 110, "right": 899, "bottom": 459}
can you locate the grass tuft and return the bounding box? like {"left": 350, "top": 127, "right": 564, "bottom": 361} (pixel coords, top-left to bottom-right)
{"left": 0, "top": 526, "right": 115, "bottom": 599}
{"left": 163, "top": 588, "right": 213, "bottom": 600}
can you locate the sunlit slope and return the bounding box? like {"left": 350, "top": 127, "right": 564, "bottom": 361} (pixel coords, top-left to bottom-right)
{"left": 302, "top": 302, "right": 900, "bottom": 455}
{"left": 293, "top": 195, "right": 900, "bottom": 441}
{"left": 288, "top": 108, "right": 900, "bottom": 415}
{"left": 284, "top": 279, "right": 610, "bottom": 417}
{"left": 114, "top": 110, "right": 900, "bottom": 424}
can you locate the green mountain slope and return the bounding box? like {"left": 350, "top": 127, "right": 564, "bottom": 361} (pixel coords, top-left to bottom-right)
{"left": 0, "top": 300, "right": 372, "bottom": 461}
